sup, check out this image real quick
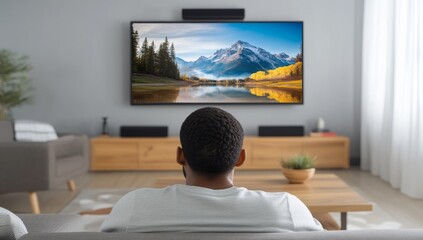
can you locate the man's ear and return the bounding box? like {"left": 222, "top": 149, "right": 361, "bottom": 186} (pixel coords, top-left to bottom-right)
{"left": 176, "top": 146, "right": 185, "bottom": 166}
{"left": 235, "top": 149, "right": 246, "bottom": 167}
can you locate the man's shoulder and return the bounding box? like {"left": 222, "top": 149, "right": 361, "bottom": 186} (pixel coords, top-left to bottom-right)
{"left": 238, "top": 187, "right": 292, "bottom": 199}
{"left": 125, "top": 185, "right": 184, "bottom": 197}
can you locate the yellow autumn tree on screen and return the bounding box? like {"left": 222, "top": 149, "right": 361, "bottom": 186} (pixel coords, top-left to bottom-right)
{"left": 250, "top": 62, "right": 303, "bottom": 81}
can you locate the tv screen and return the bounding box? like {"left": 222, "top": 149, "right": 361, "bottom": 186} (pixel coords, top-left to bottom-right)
{"left": 131, "top": 22, "right": 303, "bottom": 104}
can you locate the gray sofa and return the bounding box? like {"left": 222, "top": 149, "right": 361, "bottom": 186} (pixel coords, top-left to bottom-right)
{"left": 14, "top": 214, "right": 423, "bottom": 240}
{"left": 0, "top": 121, "right": 89, "bottom": 213}
{"left": 18, "top": 230, "right": 423, "bottom": 240}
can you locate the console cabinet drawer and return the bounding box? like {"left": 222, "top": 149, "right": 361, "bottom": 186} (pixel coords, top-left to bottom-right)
{"left": 303, "top": 141, "right": 349, "bottom": 168}
{"left": 250, "top": 141, "right": 302, "bottom": 169}
{"left": 91, "top": 142, "right": 139, "bottom": 170}
{"left": 138, "top": 139, "right": 180, "bottom": 169}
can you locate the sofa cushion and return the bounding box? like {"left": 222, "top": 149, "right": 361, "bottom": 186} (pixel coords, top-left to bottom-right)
{"left": 18, "top": 214, "right": 84, "bottom": 233}
{"left": 14, "top": 120, "right": 58, "bottom": 142}
{"left": 0, "top": 207, "right": 28, "bottom": 240}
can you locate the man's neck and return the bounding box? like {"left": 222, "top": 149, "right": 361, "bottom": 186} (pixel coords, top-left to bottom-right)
{"left": 185, "top": 172, "right": 234, "bottom": 190}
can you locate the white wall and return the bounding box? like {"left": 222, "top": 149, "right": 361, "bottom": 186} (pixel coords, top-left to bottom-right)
{"left": 0, "top": 0, "right": 363, "bottom": 164}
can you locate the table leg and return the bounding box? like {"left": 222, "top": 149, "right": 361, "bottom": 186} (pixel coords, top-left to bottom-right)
{"left": 341, "top": 212, "right": 347, "bottom": 230}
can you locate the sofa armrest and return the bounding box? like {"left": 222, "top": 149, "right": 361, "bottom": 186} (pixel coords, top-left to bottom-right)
{"left": 0, "top": 208, "right": 28, "bottom": 240}
{"left": 0, "top": 213, "right": 14, "bottom": 240}
{"left": 53, "top": 135, "right": 89, "bottom": 159}
{"left": 49, "top": 135, "right": 89, "bottom": 188}
{"left": 0, "top": 142, "right": 52, "bottom": 194}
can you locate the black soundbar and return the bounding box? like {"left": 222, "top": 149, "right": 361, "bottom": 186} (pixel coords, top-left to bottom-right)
{"left": 182, "top": 9, "right": 245, "bottom": 20}
{"left": 120, "top": 126, "right": 168, "bottom": 137}
{"left": 258, "top": 126, "right": 304, "bottom": 137}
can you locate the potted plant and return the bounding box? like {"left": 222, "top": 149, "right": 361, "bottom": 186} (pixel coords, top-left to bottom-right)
{"left": 280, "top": 154, "right": 316, "bottom": 184}
{"left": 0, "top": 49, "right": 32, "bottom": 120}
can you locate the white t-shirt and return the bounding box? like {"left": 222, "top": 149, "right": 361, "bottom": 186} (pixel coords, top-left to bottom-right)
{"left": 100, "top": 184, "right": 323, "bottom": 233}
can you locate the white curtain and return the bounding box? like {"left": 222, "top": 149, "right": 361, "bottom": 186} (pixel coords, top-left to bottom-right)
{"left": 361, "top": 0, "right": 423, "bottom": 198}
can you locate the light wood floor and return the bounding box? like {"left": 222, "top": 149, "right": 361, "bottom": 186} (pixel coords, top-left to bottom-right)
{"left": 1, "top": 167, "right": 423, "bottom": 228}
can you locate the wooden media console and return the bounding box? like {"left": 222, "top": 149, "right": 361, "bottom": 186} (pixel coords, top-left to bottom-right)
{"left": 90, "top": 136, "right": 349, "bottom": 171}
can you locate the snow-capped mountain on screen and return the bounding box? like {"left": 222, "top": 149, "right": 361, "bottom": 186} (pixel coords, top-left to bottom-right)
{"left": 176, "top": 40, "right": 297, "bottom": 80}
{"left": 273, "top": 52, "right": 296, "bottom": 64}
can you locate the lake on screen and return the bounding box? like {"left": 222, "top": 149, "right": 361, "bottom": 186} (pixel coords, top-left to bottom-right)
{"left": 132, "top": 84, "right": 302, "bottom": 103}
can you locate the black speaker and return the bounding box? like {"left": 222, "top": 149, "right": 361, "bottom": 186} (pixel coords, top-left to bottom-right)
{"left": 182, "top": 9, "right": 245, "bottom": 20}
{"left": 258, "top": 126, "right": 304, "bottom": 137}
{"left": 120, "top": 126, "right": 168, "bottom": 137}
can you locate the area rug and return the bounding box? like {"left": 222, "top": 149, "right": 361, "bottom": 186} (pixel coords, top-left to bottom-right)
{"left": 330, "top": 206, "right": 402, "bottom": 230}
{"left": 60, "top": 189, "right": 403, "bottom": 232}
{"left": 60, "top": 189, "right": 133, "bottom": 232}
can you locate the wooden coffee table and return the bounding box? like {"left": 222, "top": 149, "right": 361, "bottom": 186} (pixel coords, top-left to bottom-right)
{"left": 154, "top": 173, "right": 373, "bottom": 230}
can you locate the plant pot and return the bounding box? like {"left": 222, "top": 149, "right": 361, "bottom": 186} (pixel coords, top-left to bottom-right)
{"left": 281, "top": 167, "right": 315, "bottom": 184}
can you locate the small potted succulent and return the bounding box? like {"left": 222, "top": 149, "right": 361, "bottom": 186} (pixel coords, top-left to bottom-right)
{"left": 280, "top": 154, "right": 316, "bottom": 184}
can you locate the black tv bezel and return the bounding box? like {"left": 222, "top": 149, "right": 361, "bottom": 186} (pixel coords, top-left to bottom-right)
{"left": 130, "top": 21, "right": 304, "bottom": 105}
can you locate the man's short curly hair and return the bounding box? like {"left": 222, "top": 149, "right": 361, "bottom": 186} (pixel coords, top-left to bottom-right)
{"left": 180, "top": 107, "right": 244, "bottom": 174}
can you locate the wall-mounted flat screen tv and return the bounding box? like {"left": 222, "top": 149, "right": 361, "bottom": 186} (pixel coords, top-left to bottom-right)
{"left": 131, "top": 22, "right": 303, "bottom": 104}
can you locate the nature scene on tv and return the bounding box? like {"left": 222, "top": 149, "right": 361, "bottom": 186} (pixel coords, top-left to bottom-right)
{"left": 131, "top": 22, "right": 303, "bottom": 104}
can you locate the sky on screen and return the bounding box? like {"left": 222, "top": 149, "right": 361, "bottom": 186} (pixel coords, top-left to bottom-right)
{"left": 133, "top": 22, "right": 302, "bottom": 61}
